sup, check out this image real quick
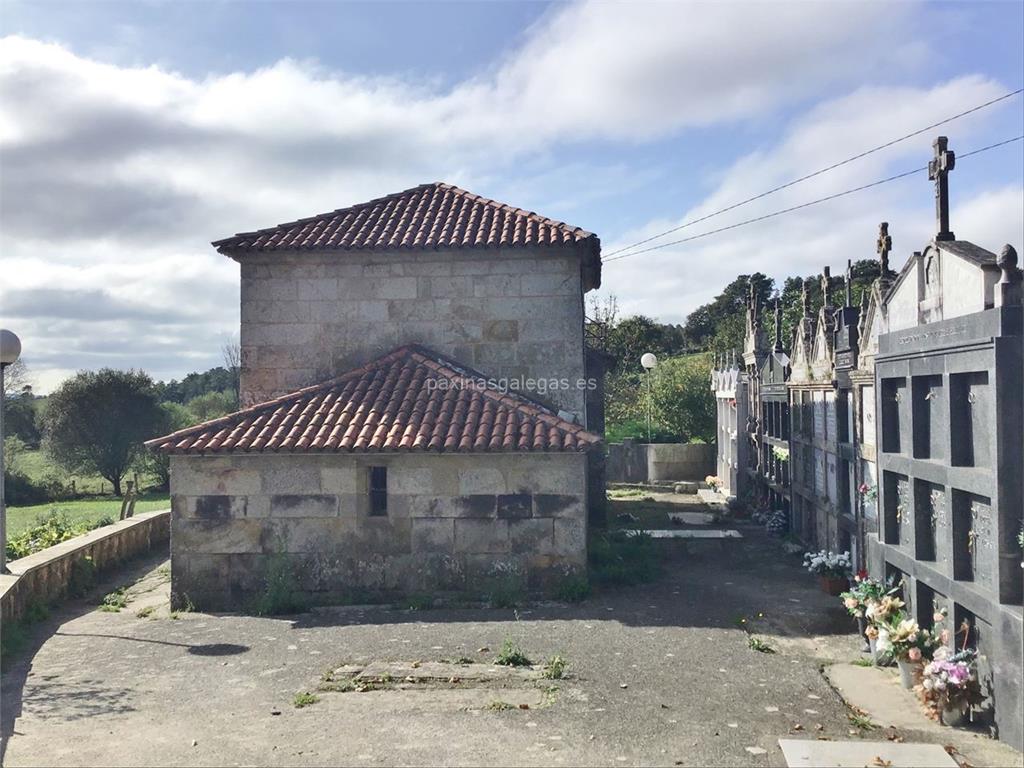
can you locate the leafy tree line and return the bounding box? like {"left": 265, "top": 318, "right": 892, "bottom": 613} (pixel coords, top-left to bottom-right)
{"left": 3, "top": 358, "right": 242, "bottom": 504}
{"left": 591, "top": 260, "right": 883, "bottom": 443}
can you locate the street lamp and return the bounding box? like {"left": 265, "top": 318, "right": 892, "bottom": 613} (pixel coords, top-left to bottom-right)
{"left": 1, "top": 329, "right": 22, "bottom": 573}
{"left": 640, "top": 352, "right": 658, "bottom": 443}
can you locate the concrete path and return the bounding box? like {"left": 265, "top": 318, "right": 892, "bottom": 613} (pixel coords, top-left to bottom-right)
{"left": 2, "top": 515, "right": 1020, "bottom": 767}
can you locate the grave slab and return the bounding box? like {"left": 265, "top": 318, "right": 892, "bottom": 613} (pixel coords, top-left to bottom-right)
{"left": 779, "top": 739, "right": 957, "bottom": 767}
{"left": 627, "top": 529, "right": 742, "bottom": 539}
{"left": 667, "top": 511, "right": 717, "bottom": 525}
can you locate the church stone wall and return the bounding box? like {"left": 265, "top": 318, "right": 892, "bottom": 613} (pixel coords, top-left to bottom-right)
{"left": 169, "top": 452, "right": 588, "bottom": 611}
{"left": 237, "top": 247, "right": 589, "bottom": 420}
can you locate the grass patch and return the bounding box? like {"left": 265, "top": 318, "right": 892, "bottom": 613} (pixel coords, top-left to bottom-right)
{"left": 316, "top": 679, "right": 356, "bottom": 693}
{"left": 542, "top": 654, "right": 567, "bottom": 679}
{"left": 494, "top": 638, "right": 532, "bottom": 668}
{"left": 293, "top": 691, "right": 320, "bottom": 709}
{"left": 747, "top": 636, "right": 776, "bottom": 654}
{"left": 589, "top": 529, "right": 662, "bottom": 586}
{"left": 485, "top": 700, "right": 514, "bottom": 711}
{"left": 135, "top": 605, "right": 156, "bottom": 619}
{"left": 99, "top": 587, "right": 128, "bottom": 612}
{"left": 7, "top": 495, "right": 170, "bottom": 540}
{"left": 852, "top": 657, "right": 874, "bottom": 667}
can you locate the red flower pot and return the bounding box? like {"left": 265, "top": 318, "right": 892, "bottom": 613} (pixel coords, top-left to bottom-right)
{"left": 819, "top": 575, "right": 849, "bottom": 596}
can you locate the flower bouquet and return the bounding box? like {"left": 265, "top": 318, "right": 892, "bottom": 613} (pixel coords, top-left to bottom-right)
{"left": 840, "top": 573, "right": 899, "bottom": 651}
{"left": 705, "top": 475, "right": 722, "bottom": 492}
{"left": 803, "top": 550, "right": 852, "bottom": 595}
{"left": 877, "top": 611, "right": 945, "bottom": 689}
{"left": 922, "top": 647, "right": 983, "bottom": 726}
{"left": 858, "top": 482, "right": 878, "bottom": 502}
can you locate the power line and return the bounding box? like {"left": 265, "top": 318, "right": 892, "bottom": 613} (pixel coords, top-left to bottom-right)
{"left": 602, "top": 88, "right": 1023, "bottom": 260}
{"left": 602, "top": 135, "right": 1023, "bottom": 264}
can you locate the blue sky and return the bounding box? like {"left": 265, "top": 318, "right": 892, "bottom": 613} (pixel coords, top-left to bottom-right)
{"left": 1, "top": 1, "right": 1022, "bottom": 390}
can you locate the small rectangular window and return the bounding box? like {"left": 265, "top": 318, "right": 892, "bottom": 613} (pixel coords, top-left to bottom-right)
{"left": 368, "top": 466, "right": 388, "bottom": 516}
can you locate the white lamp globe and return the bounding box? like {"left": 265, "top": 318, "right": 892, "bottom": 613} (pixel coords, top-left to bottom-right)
{"left": 640, "top": 352, "right": 658, "bottom": 370}
{"left": 0, "top": 329, "right": 21, "bottom": 366}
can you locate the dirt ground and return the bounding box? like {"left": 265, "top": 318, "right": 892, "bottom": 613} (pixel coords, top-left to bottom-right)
{"left": 2, "top": 510, "right": 1020, "bottom": 768}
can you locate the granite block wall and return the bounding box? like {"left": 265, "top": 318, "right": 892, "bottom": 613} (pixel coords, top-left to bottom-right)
{"left": 169, "top": 452, "right": 588, "bottom": 610}
{"left": 237, "top": 247, "right": 590, "bottom": 419}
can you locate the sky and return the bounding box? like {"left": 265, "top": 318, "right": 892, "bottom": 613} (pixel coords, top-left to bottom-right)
{"left": 1, "top": 0, "right": 1022, "bottom": 393}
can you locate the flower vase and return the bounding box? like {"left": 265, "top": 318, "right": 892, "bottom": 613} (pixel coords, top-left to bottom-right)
{"left": 869, "top": 637, "right": 879, "bottom": 663}
{"left": 819, "top": 575, "right": 849, "bottom": 596}
{"left": 897, "top": 659, "right": 920, "bottom": 689}
{"left": 855, "top": 617, "right": 871, "bottom": 653}
{"left": 940, "top": 704, "right": 967, "bottom": 727}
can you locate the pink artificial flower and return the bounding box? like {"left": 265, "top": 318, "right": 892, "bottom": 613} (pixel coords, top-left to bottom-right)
{"left": 908, "top": 647, "right": 922, "bottom": 662}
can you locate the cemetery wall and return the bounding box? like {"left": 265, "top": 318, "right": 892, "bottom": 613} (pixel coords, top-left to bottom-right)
{"left": 168, "top": 452, "right": 588, "bottom": 610}
{"left": 0, "top": 510, "right": 170, "bottom": 624}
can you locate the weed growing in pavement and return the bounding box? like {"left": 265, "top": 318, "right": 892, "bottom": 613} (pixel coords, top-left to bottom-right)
{"left": 589, "top": 530, "right": 662, "bottom": 586}
{"left": 485, "top": 700, "right": 514, "bottom": 711}
{"left": 542, "top": 654, "right": 567, "bottom": 679}
{"left": 494, "top": 638, "right": 532, "bottom": 667}
{"left": 135, "top": 605, "right": 156, "bottom": 619}
{"left": 555, "top": 575, "right": 590, "bottom": 603}
{"left": 847, "top": 711, "right": 877, "bottom": 731}
{"left": 293, "top": 691, "right": 319, "bottom": 708}
{"left": 99, "top": 588, "right": 128, "bottom": 612}
{"left": 747, "top": 636, "right": 776, "bottom": 654}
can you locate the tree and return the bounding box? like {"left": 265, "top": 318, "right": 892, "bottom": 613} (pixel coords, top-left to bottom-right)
{"left": 43, "top": 369, "right": 165, "bottom": 496}
{"left": 683, "top": 273, "right": 775, "bottom": 352}
{"left": 650, "top": 354, "right": 716, "bottom": 443}
{"left": 2, "top": 395, "right": 40, "bottom": 447}
{"left": 186, "top": 390, "right": 237, "bottom": 421}
{"left": 222, "top": 340, "right": 241, "bottom": 400}
{"left": 142, "top": 401, "right": 193, "bottom": 489}
{"left": 2, "top": 358, "right": 30, "bottom": 397}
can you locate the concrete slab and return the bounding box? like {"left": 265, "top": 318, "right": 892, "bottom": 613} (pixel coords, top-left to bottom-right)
{"left": 825, "top": 663, "right": 938, "bottom": 732}
{"left": 697, "top": 488, "right": 729, "bottom": 507}
{"left": 779, "top": 739, "right": 958, "bottom": 767}
{"left": 667, "top": 511, "right": 716, "bottom": 525}
{"left": 351, "top": 660, "right": 542, "bottom": 685}
{"left": 628, "top": 528, "right": 742, "bottom": 539}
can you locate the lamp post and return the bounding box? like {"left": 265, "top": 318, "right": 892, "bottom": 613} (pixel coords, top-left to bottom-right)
{"left": 1, "top": 329, "right": 22, "bottom": 573}
{"left": 640, "top": 352, "right": 658, "bottom": 443}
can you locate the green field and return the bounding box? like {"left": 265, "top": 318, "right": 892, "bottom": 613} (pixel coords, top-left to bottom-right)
{"left": 11, "top": 448, "right": 159, "bottom": 496}
{"left": 6, "top": 495, "right": 171, "bottom": 538}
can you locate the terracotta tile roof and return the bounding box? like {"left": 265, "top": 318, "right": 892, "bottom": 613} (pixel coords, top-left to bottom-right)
{"left": 213, "top": 182, "right": 598, "bottom": 254}
{"left": 147, "top": 345, "right": 601, "bottom": 455}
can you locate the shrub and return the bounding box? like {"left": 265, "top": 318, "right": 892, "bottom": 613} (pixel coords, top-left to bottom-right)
{"left": 555, "top": 575, "right": 591, "bottom": 603}
{"left": 250, "top": 554, "right": 307, "bottom": 616}
{"left": 68, "top": 556, "right": 97, "bottom": 597}
{"left": 5, "top": 509, "right": 85, "bottom": 561}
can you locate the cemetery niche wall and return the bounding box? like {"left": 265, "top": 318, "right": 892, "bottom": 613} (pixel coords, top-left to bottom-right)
{"left": 869, "top": 137, "right": 1023, "bottom": 750}
{"left": 710, "top": 352, "right": 748, "bottom": 499}
{"left": 706, "top": 136, "right": 1023, "bottom": 749}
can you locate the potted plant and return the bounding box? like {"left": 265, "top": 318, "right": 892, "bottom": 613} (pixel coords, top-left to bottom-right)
{"left": 922, "top": 648, "right": 983, "bottom": 726}
{"left": 840, "top": 572, "right": 899, "bottom": 653}
{"left": 877, "top": 612, "right": 944, "bottom": 689}
{"left": 803, "top": 550, "right": 852, "bottom": 595}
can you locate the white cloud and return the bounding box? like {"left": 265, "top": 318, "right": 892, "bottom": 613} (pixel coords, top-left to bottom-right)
{"left": 0, "top": 0, "right": 1017, "bottom": 391}
{"left": 600, "top": 77, "right": 1024, "bottom": 323}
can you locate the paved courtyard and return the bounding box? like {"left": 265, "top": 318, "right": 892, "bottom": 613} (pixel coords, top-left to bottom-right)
{"left": 2, "top": 510, "right": 1019, "bottom": 767}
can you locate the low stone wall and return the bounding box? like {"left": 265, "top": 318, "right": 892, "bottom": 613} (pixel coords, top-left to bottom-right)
{"left": 169, "top": 453, "right": 589, "bottom": 610}
{"left": 606, "top": 441, "right": 716, "bottom": 484}
{"left": 0, "top": 510, "right": 170, "bottom": 624}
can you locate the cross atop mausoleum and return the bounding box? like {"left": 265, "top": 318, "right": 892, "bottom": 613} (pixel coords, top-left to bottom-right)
{"left": 929, "top": 136, "right": 956, "bottom": 241}
{"left": 877, "top": 221, "right": 892, "bottom": 276}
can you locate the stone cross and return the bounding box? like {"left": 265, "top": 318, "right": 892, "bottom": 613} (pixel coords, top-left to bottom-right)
{"left": 821, "top": 266, "right": 832, "bottom": 308}
{"left": 845, "top": 259, "right": 853, "bottom": 307}
{"left": 801, "top": 278, "right": 810, "bottom": 317}
{"left": 773, "top": 295, "right": 783, "bottom": 352}
{"left": 928, "top": 136, "right": 956, "bottom": 241}
{"left": 877, "top": 221, "right": 892, "bottom": 276}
